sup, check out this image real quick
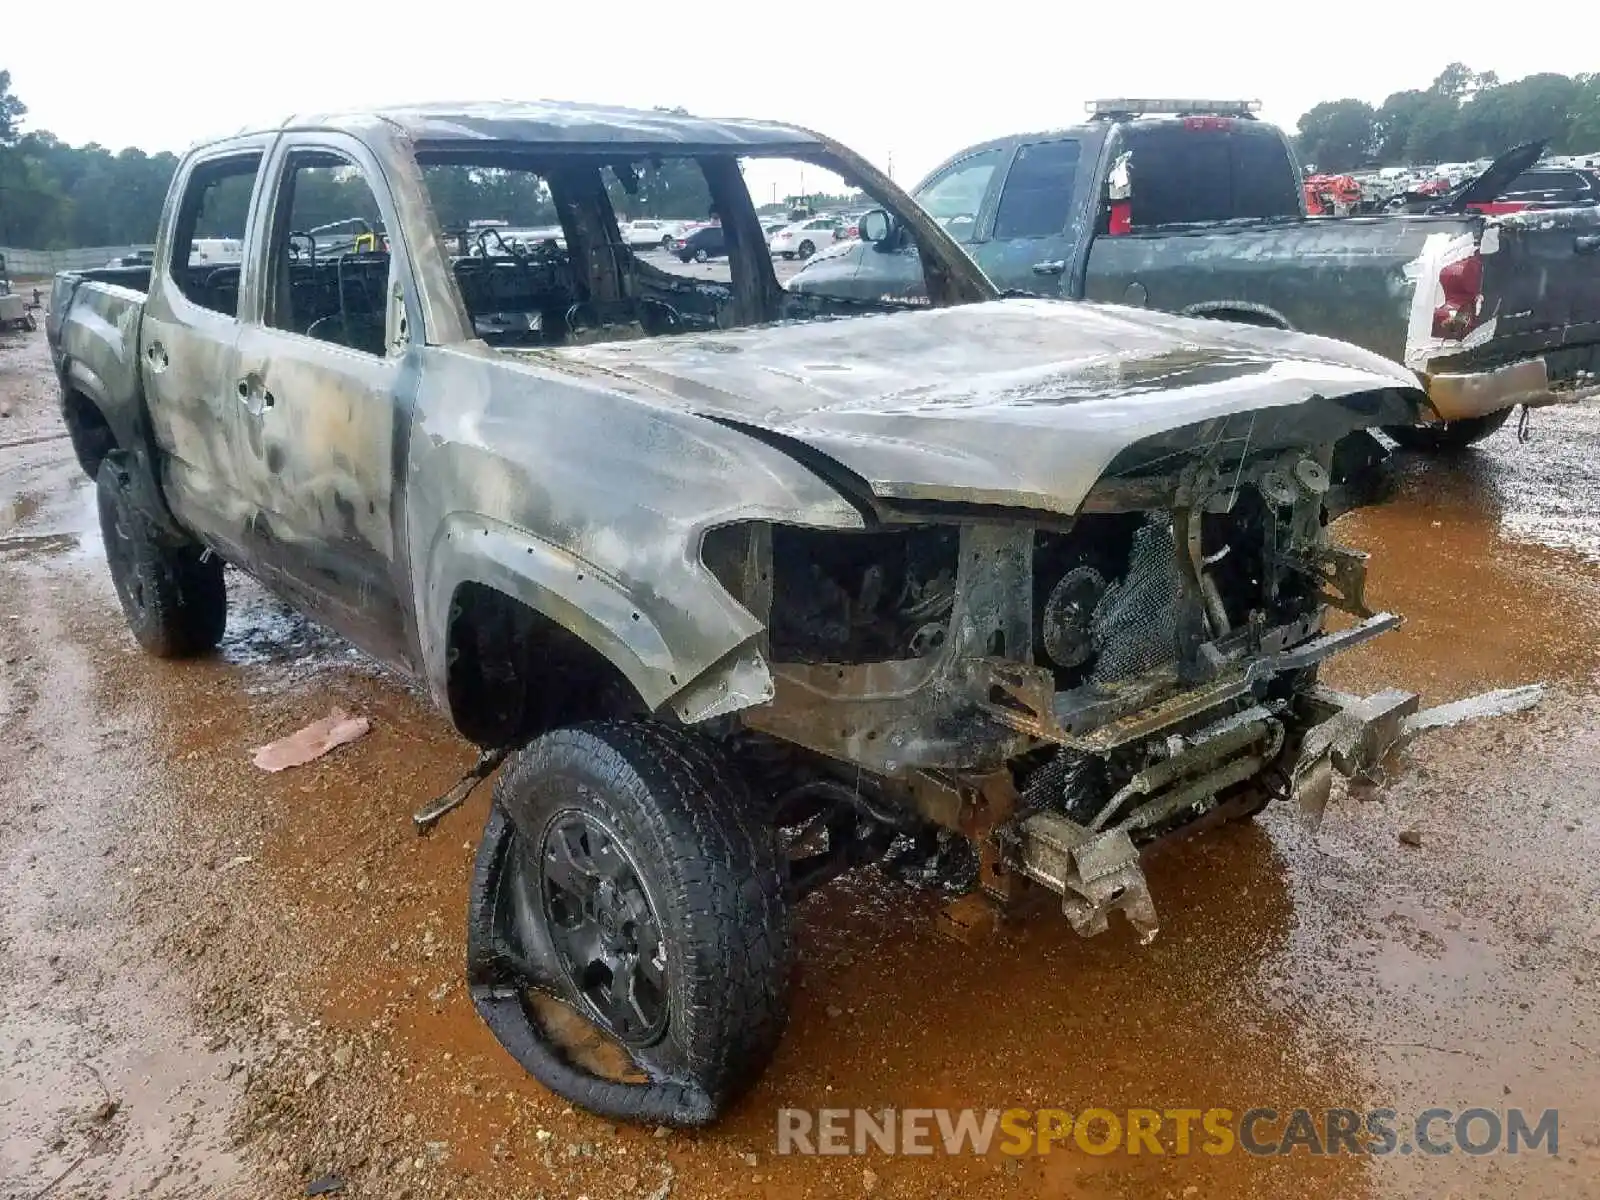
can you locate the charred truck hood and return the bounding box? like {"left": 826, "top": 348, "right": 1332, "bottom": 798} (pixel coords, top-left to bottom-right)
{"left": 546, "top": 298, "right": 1424, "bottom": 515}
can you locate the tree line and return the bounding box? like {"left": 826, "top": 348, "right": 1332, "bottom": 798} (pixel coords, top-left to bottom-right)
{"left": 1295, "top": 63, "right": 1600, "bottom": 173}
{"left": 1, "top": 71, "right": 179, "bottom": 249}
{"left": 11, "top": 64, "right": 1600, "bottom": 249}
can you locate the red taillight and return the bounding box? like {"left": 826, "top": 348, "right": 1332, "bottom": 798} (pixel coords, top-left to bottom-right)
{"left": 1182, "top": 115, "right": 1235, "bottom": 131}
{"left": 1432, "top": 252, "right": 1484, "bottom": 340}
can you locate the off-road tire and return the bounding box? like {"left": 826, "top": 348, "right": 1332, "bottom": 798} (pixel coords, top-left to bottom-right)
{"left": 95, "top": 460, "right": 226, "bottom": 657}
{"left": 469, "top": 720, "right": 793, "bottom": 1125}
{"left": 1384, "top": 408, "right": 1512, "bottom": 452}
{"left": 797, "top": 239, "right": 815, "bottom": 259}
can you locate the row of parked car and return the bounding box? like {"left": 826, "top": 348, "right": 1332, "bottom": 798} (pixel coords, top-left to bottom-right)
{"left": 453, "top": 212, "right": 863, "bottom": 265}
{"left": 623, "top": 212, "right": 865, "bottom": 263}
{"left": 1306, "top": 159, "right": 1600, "bottom": 216}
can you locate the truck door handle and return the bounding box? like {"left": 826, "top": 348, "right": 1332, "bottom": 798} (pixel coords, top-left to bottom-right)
{"left": 1576, "top": 235, "right": 1600, "bottom": 254}
{"left": 146, "top": 342, "right": 168, "bottom": 372}
{"left": 1032, "top": 260, "right": 1066, "bottom": 276}
{"left": 237, "top": 378, "right": 274, "bottom": 413}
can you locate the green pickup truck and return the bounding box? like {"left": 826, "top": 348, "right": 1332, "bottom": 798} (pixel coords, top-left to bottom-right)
{"left": 790, "top": 99, "right": 1600, "bottom": 450}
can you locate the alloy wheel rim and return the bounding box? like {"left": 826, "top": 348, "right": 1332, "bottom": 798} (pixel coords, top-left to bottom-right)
{"left": 536, "top": 809, "right": 669, "bottom": 1047}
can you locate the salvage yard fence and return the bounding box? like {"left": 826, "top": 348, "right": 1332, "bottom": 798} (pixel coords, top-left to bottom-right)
{"left": 0, "top": 244, "right": 154, "bottom": 278}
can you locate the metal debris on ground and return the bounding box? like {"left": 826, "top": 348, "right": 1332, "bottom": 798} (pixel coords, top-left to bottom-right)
{"left": 412, "top": 747, "right": 508, "bottom": 834}
{"left": 1292, "top": 682, "right": 1545, "bottom": 829}
{"left": 305, "top": 1176, "right": 346, "bottom": 1196}
{"left": 250, "top": 708, "right": 371, "bottom": 772}
{"left": 1401, "top": 684, "right": 1545, "bottom": 736}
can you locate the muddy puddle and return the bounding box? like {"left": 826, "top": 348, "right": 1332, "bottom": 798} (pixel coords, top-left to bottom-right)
{"left": 0, "top": 490, "right": 41, "bottom": 534}
{"left": 1330, "top": 409, "right": 1600, "bottom": 701}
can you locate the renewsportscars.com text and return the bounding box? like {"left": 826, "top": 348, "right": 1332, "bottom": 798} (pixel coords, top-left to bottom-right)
{"left": 776, "top": 1107, "right": 1559, "bottom": 1157}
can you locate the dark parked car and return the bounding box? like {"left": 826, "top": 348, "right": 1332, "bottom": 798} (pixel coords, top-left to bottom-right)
{"left": 1469, "top": 166, "right": 1600, "bottom": 213}
{"left": 674, "top": 224, "right": 727, "bottom": 262}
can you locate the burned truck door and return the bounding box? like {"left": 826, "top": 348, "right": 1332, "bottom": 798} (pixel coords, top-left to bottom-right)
{"left": 229, "top": 134, "right": 418, "bottom": 670}
{"left": 142, "top": 145, "right": 270, "bottom": 560}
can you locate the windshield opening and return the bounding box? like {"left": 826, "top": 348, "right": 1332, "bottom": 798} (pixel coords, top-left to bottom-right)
{"left": 412, "top": 144, "right": 984, "bottom": 350}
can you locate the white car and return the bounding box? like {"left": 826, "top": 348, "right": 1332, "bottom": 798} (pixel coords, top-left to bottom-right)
{"left": 189, "top": 237, "right": 244, "bottom": 266}
{"left": 767, "top": 216, "right": 844, "bottom": 260}
{"left": 618, "top": 219, "right": 684, "bottom": 250}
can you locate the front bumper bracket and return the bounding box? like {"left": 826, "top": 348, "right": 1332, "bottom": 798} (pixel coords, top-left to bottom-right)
{"left": 1009, "top": 681, "right": 1544, "bottom": 942}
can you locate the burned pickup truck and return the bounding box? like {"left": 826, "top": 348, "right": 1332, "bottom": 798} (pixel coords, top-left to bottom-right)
{"left": 791, "top": 100, "right": 1600, "bottom": 452}
{"left": 51, "top": 101, "right": 1462, "bottom": 1125}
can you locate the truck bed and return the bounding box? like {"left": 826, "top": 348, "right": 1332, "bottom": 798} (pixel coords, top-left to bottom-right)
{"left": 1080, "top": 206, "right": 1600, "bottom": 401}
{"left": 1080, "top": 215, "right": 1476, "bottom": 363}
{"left": 67, "top": 265, "right": 154, "bottom": 295}
{"left": 46, "top": 271, "right": 152, "bottom": 471}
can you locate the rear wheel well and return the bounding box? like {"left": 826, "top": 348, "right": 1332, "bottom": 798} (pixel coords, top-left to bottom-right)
{"left": 1183, "top": 303, "right": 1293, "bottom": 331}
{"left": 445, "top": 582, "right": 647, "bottom": 747}
{"left": 62, "top": 386, "right": 117, "bottom": 478}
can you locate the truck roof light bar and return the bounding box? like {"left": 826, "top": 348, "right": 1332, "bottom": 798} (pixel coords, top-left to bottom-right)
{"left": 1086, "top": 99, "right": 1262, "bottom": 119}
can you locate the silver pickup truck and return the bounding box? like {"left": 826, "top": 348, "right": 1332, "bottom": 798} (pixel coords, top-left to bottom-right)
{"left": 50, "top": 100, "right": 1446, "bottom": 1126}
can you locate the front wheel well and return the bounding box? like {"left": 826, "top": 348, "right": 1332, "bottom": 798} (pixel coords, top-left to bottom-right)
{"left": 62, "top": 386, "right": 117, "bottom": 478}
{"left": 445, "top": 582, "right": 647, "bottom": 747}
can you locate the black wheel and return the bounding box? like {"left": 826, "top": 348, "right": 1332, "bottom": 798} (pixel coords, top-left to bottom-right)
{"left": 781, "top": 251, "right": 795, "bottom": 260}
{"left": 797, "top": 239, "right": 816, "bottom": 259}
{"left": 96, "top": 460, "right": 226, "bottom": 657}
{"left": 467, "top": 720, "right": 793, "bottom": 1126}
{"left": 1384, "top": 408, "right": 1512, "bottom": 452}
{"left": 693, "top": 248, "right": 709, "bottom": 263}
{"left": 660, "top": 235, "right": 674, "bottom": 250}
{"left": 22, "top": 311, "right": 38, "bottom": 332}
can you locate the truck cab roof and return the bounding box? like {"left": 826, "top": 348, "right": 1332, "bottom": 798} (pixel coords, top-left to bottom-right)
{"left": 202, "top": 100, "right": 825, "bottom": 154}
{"left": 912, "top": 110, "right": 1292, "bottom": 193}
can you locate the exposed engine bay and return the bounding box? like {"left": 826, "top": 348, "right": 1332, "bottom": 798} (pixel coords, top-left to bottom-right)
{"left": 705, "top": 442, "right": 1412, "bottom": 941}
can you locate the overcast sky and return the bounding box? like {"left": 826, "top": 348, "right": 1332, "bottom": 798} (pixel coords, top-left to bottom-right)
{"left": 7, "top": 0, "right": 1594, "bottom": 192}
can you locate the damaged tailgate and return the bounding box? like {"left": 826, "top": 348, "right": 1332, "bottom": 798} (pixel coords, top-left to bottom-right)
{"left": 1475, "top": 207, "right": 1600, "bottom": 394}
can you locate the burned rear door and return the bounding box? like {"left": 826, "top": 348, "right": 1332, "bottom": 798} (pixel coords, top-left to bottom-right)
{"left": 228, "top": 131, "right": 421, "bottom": 670}
{"left": 141, "top": 144, "right": 270, "bottom": 560}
